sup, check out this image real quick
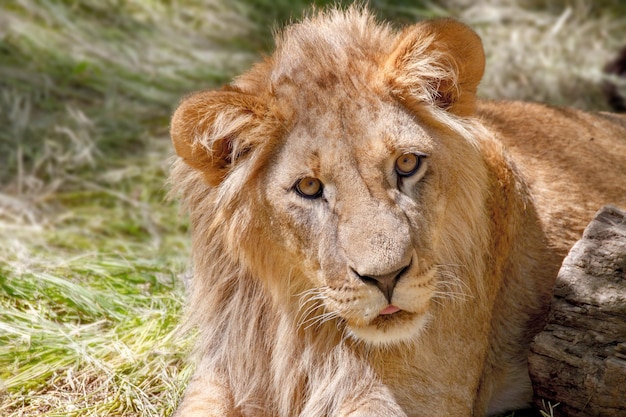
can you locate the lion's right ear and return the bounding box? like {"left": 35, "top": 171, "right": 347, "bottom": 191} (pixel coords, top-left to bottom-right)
{"left": 170, "top": 90, "right": 274, "bottom": 186}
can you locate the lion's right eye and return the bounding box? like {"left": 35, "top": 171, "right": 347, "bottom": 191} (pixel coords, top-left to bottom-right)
{"left": 395, "top": 152, "right": 424, "bottom": 177}
{"left": 295, "top": 177, "right": 323, "bottom": 199}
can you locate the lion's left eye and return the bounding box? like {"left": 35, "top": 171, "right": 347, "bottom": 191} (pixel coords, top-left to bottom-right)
{"left": 295, "top": 177, "right": 323, "bottom": 199}
{"left": 395, "top": 153, "right": 425, "bottom": 177}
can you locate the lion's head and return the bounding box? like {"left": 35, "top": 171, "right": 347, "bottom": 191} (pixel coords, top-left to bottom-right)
{"left": 170, "top": 8, "right": 491, "bottom": 346}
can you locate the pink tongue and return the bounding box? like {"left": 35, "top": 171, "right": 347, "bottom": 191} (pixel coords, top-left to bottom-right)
{"left": 379, "top": 305, "right": 401, "bottom": 315}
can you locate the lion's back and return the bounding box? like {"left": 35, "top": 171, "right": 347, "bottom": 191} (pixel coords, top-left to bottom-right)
{"left": 477, "top": 100, "right": 626, "bottom": 252}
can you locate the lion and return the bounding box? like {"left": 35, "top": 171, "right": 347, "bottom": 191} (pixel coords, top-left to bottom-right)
{"left": 168, "top": 6, "right": 626, "bottom": 417}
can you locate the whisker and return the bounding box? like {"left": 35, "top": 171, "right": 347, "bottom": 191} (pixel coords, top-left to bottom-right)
{"left": 431, "top": 291, "right": 472, "bottom": 302}
{"left": 295, "top": 288, "right": 326, "bottom": 331}
{"left": 303, "top": 310, "right": 340, "bottom": 330}
{"left": 295, "top": 285, "right": 347, "bottom": 332}
{"left": 430, "top": 263, "right": 474, "bottom": 305}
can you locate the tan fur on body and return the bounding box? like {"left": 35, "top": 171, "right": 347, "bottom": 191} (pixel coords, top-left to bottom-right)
{"left": 168, "top": 7, "right": 626, "bottom": 417}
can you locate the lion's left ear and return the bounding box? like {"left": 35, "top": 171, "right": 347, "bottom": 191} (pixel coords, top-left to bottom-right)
{"left": 385, "top": 18, "right": 485, "bottom": 117}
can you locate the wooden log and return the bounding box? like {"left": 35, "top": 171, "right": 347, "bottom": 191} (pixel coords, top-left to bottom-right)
{"left": 528, "top": 205, "right": 626, "bottom": 417}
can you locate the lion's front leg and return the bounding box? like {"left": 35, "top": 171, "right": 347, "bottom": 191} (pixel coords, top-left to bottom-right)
{"left": 300, "top": 385, "right": 407, "bottom": 417}
{"left": 299, "top": 348, "right": 408, "bottom": 417}
{"left": 174, "top": 370, "right": 237, "bottom": 417}
{"left": 337, "top": 393, "right": 408, "bottom": 417}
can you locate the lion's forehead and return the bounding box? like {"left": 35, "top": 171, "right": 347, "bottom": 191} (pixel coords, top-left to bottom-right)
{"left": 270, "top": 71, "right": 389, "bottom": 134}
{"left": 273, "top": 102, "right": 433, "bottom": 179}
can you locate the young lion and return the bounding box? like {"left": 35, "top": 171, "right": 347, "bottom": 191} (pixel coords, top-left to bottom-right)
{"left": 168, "top": 7, "right": 626, "bottom": 417}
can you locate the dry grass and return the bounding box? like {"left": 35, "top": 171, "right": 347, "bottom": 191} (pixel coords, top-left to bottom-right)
{"left": 456, "top": 0, "right": 626, "bottom": 109}
{"left": 0, "top": 0, "right": 624, "bottom": 416}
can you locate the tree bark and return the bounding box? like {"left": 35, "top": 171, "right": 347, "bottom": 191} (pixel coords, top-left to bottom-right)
{"left": 528, "top": 205, "right": 626, "bottom": 417}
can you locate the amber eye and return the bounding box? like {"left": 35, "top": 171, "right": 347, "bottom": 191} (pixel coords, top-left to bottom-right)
{"left": 395, "top": 153, "right": 423, "bottom": 177}
{"left": 295, "top": 177, "right": 323, "bottom": 199}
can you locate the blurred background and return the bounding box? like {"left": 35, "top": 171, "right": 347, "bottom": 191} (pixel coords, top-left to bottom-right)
{"left": 1, "top": 0, "right": 624, "bottom": 416}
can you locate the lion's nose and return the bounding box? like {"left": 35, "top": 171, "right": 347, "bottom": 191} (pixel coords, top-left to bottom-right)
{"left": 353, "top": 264, "right": 410, "bottom": 303}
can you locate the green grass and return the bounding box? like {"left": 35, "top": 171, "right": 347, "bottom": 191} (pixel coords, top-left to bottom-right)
{"left": 0, "top": 145, "right": 193, "bottom": 415}
{"left": 1, "top": 0, "right": 624, "bottom": 416}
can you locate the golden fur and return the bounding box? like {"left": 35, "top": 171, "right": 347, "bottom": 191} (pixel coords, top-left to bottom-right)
{"left": 168, "top": 7, "right": 626, "bottom": 416}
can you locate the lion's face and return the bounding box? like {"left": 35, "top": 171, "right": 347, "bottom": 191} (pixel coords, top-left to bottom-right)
{"left": 261, "top": 98, "right": 447, "bottom": 344}
{"left": 170, "top": 14, "right": 488, "bottom": 346}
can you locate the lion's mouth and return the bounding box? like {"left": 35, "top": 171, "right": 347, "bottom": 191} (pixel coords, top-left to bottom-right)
{"left": 370, "top": 309, "right": 414, "bottom": 328}
{"left": 345, "top": 306, "right": 429, "bottom": 344}
{"left": 379, "top": 305, "right": 401, "bottom": 315}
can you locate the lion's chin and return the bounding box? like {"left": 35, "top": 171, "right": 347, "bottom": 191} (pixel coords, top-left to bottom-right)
{"left": 347, "top": 310, "right": 430, "bottom": 346}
